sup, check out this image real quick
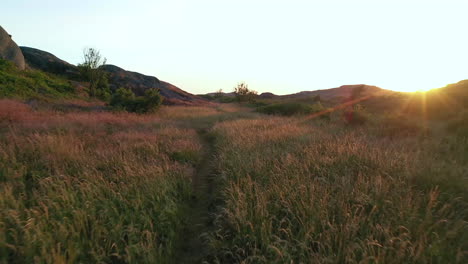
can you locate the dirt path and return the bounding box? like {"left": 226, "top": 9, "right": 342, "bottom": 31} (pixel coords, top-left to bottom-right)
{"left": 175, "top": 129, "right": 217, "bottom": 264}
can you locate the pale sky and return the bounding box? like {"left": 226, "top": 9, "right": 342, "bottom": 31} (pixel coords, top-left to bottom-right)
{"left": 3, "top": 0, "right": 468, "bottom": 94}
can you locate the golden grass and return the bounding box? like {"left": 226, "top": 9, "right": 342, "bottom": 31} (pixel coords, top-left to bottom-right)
{"left": 0, "top": 100, "right": 204, "bottom": 263}
{"left": 158, "top": 105, "right": 221, "bottom": 119}
{"left": 208, "top": 117, "right": 468, "bottom": 263}
{"left": 1, "top": 99, "right": 466, "bottom": 263}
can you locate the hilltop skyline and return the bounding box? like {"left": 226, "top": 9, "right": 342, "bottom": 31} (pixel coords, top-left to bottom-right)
{"left": 3, "top": 0, "right": 468, "bottom": 94}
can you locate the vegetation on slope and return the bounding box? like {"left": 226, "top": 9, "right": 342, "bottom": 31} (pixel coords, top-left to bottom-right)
{"left": 0, "top": 59, "right": 75, "bottom": 99}
{"left": 110, "top": 87, "right": 163, "bottom": 113}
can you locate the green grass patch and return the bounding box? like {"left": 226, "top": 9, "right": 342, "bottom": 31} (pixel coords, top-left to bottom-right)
{"left": 0, "top": 59, "right": 76, "bottom": 99}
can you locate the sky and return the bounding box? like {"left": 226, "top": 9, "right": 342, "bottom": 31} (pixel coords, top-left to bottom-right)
{"left": 3, "top": 0, "right": 468, "bottom": 94}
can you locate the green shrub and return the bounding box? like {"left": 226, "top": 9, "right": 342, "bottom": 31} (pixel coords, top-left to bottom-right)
{"left": 310, "top": 101, "right": 325, "bottom": 112}
{"left": 77, "top": 48, "right": 110, "bottom": 99}
{"left": 110, "top": 87, "right": 135, "bottom": 110}
{"left": 95, "top": 75, "right": 112, "bottom": 101}
{"left": 110, "top": 87, "right": 163, "bottom": 113}
{"left": 141, "top": 88, "right": 163, "bottom": 113}
{"left": 257, "top": 102, "right": 324, "bottom": 116}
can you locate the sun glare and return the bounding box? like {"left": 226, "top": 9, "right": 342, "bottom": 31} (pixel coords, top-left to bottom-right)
{"left": 387, "top": 85, "right": 435, "bottom": 93}
{"left": 413, "top": 88, "right": 432, "bottom": 93}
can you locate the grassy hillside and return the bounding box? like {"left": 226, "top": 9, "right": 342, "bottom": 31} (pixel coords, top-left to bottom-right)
{"left": 0, "top": 59, "right": 77, "bottom": 99}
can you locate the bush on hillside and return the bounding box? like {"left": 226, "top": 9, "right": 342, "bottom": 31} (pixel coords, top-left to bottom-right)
{"left": 140, "top": 88, "right": 164, "bottom": 113}
{"left": 344, "top": 104, "right": 369, "bottom": 125}
{"left": 110, "top": 87, "right": 135, "bottom": 109}
{"left": 77, "top": 48, "right": 112, "bottom": 101}
{"left": 257, "top": 102, "right": 325, "bottom": 116}
{"left": 94, "top": 74, "right": 111, "bottom": 101}
{"left": 110, "top": 87, "right": 163, "bottom": 113}
{"left": 234, "top": 82, "right": 258, "bottom": 103}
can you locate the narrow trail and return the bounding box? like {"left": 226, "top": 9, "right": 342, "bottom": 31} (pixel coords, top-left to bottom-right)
{"left": 175, "top": 128, "right": 217, "bottom": 264}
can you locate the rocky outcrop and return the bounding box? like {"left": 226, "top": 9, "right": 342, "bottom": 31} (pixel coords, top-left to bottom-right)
{"left": 20, "top": 47, "right": 79, "bottom": 78}
{"left": 101, "top": 64, "right": 161, "bottom": 95}
{"left": 0, "top": 26, "right": 25, "bottom": 70}
{"left": 101, "top": 64, "right": 207, "bottom": 105}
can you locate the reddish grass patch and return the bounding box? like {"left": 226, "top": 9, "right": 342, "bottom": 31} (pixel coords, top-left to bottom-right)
{"left": 0, "top": 99, "right": 32, "bottom": 122}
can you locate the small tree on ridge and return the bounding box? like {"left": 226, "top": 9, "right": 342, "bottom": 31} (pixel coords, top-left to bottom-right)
{"left": 234, "top": 82, "right": 257, "bottom": 103}
{"left": 78, "top": 48, "right": 110, "bottom": 100}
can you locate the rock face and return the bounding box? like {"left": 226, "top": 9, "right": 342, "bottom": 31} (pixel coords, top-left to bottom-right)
{"left": 101, "top": 64, "right": 161, "bottom": 95}
{"left": 20, "top": 46, "right": 79, "bottom": 78}
{"left": 101, "top": 64, "right": 207, "bottom": 105}
{"left": 0, "top": 26, "right": 25, "bottom": 70}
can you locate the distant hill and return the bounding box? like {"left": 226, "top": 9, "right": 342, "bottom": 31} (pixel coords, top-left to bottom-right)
{"left": 205, "top": 85, "right": 389, "bottom": 102}
{"left": 17, "top": 46, "right": 206, "bottom": 105}
{"left": 342, "top": 80, "right": 468, "bottom": 119}
{"left": 279, "top": 85, "right": 390, "bottom": 102}
{"left": 267, "top": 82, "right": 468, "bottom": 119}
{"left": 101, "top": 65, "right": 207, "bottom": 105}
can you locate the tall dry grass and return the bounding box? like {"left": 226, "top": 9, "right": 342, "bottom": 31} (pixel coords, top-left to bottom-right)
{"left": 208, "top": 117, "right": 468, "bottom": 263}
{"left": 0, "top": 100, "right": 203, "bottom": 263}
{"left": 2, "top": 98, "right": 466, "bottom": 263}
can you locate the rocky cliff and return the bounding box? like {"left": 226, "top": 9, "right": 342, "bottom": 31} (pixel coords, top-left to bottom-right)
{"left": 0, "top": 26, "right": 25, "bottom": 70}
